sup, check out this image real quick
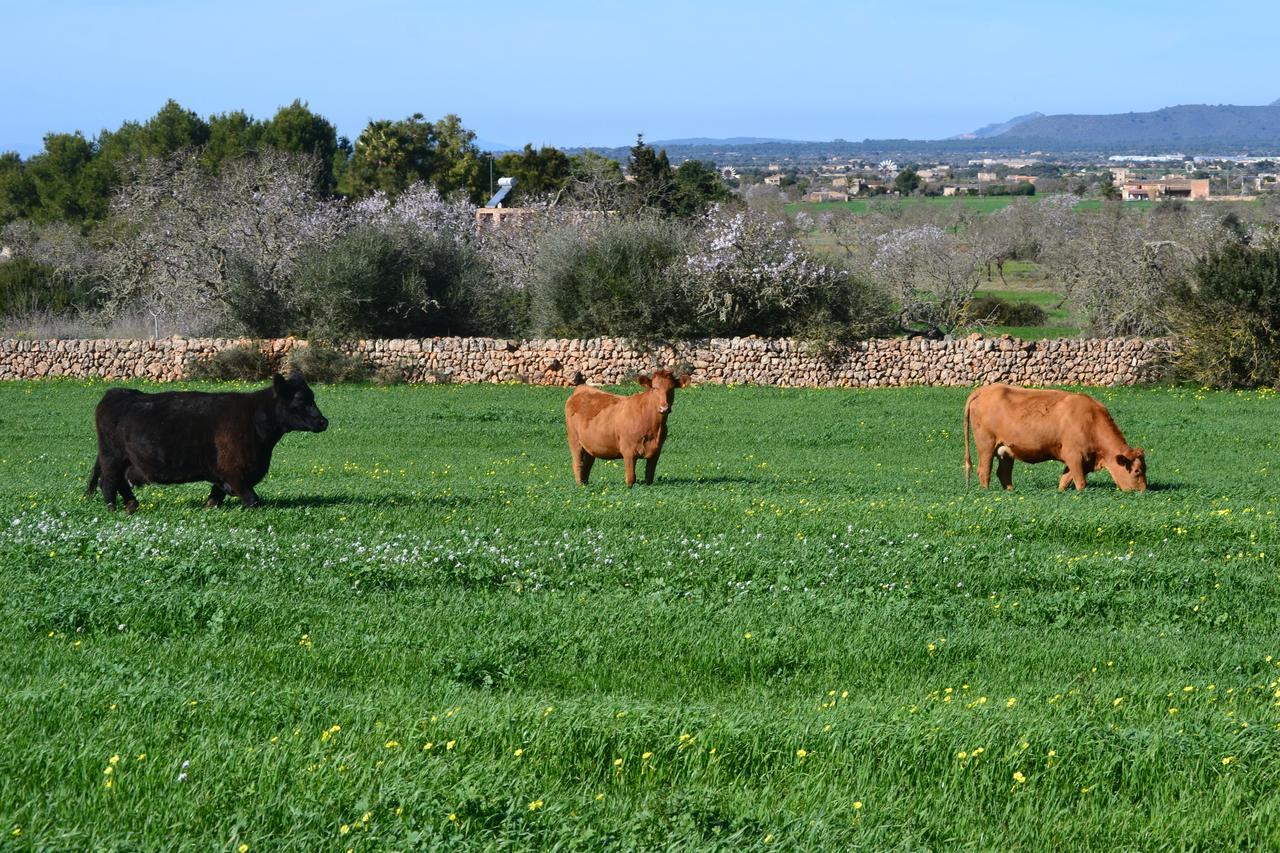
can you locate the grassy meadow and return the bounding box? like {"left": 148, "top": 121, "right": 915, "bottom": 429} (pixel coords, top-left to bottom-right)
{"left": 784, "top": 195, "right": 1158, "bottom": 217}
{"left": 1, "top": 380, "right": 1278, "bottom": 849}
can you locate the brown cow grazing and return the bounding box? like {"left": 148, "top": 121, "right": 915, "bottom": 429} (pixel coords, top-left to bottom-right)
{"left": 565, "top": 369, "right": 691, "bottom": 487}
{"left": 963, "top": 384, "right": 1147, "bottom": 492}
{"left": 86, "top": 372, "right": 328, "bottom": 512}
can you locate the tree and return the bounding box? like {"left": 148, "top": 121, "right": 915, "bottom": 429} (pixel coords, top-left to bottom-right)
{"left": 894, "top": 167, "right": 921, "bottom": 196}
{"left": 565, "top": 150, "right": 625, "bottom": 212}
{"left": 263, "top": 100, "right": 341, "bottom": 191}
{"left": 671, "top": 160, "right": 732, "bottom": 217}
{"left": 23, "top": 132, "right": 102, "bottom": 223}
{"left": 625, "top": 134, "right": 675, "bottom": 214}
{"left": 342, "top": 115, "right": 432, "bottom": 197}
{"left": 341, "top": 113, "right": 486, "bottom": 202}
{"left": 138, "top": 100, "right": 210, "bottom": 157}
{"left": 100, "top": 149, "right": 344, "bottom": 336}
{"left": 492, "top": 145, "right": 572, "bottom": 204}
{"left": 1099, "top": 171, "right": 1120, "bottom": 200}
{"left": 0, "top": 152, "right": 37, "bottom": 225}
{"left": 429, "top": 114, "right": 486, "bottom": 202}
{"left": 203, "top": 110, "right": 268, "bottom": 171}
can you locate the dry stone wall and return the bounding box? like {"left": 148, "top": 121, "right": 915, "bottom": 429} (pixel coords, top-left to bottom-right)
{"left": 0, "top": 335, "right": 1167, "bottom": 387}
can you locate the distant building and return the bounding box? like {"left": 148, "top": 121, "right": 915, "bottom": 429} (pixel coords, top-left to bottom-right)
{"left": 1006, "top": 174, "right": 1038, "bottom": 184}
{"left": 764, "top": 173, "right": 785, "bottom": 186}
{"left": 475, "top": 208, "right": 537, "bottom": 229}
{"left": 942, "top": 185, "right": 980, "bottom": 196}
{"left": 803, "top": 190, "right": 850, "bottom": 203}
{"left": 1120, "top": 177, "right": 1210, "bottom": 201}
{"left": 977, "top": 171, "right": 999, "bottom": 183}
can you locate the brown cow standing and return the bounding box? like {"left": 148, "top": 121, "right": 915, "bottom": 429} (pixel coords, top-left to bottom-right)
{"left": 565, "top": 370, "right": 691, "bottom": 487}
{"left": 963, "top": 384, "right": 1147, "bottom": 492}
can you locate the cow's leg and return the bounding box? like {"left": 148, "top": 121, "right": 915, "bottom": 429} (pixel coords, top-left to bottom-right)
{"left": 204, "top": 484, "right": 226, "bottom": 509}
{"left": 1060, "top": 456, "right": 1088, "bottom": 491}
{"left": 643, "top": 450, "right": 660, "bottom": 485}
{"left": 99, "top": 461, "right": 121, "bottom": 510}
{"left": 975, "top": 444, "right": 996, "bottom": 489}
{"left": 1058, "top": 467, "right": 1073, "bottom": 491}
{"left": 996, "top": 453, "right": 1015, "bottom": 491}
{"left": 224, "top": 478, "right": 261, "bottom": 508}
{"left": 568, "top": 433, "right": 589, "bottom": 485}
{"left": 623, "top": 453, "right": 637, "bottom": 488}
{"left": 116, "top": 467, "right": 139, "bottom": 514}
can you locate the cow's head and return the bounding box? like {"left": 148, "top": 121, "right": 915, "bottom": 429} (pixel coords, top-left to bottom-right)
{"left": 1112, "top": 448, "right": 1147, "bottom": 491}
{"left": 273, "top": 372, "right": 329, "bottom": 433}
{"left": 638, "top": 369, "right": 692, "bottom": 415}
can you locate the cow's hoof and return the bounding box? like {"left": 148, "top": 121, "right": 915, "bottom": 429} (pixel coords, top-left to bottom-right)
{"left": 124, "top": 500, "right": 139, "bottom": 515}
{"left": 203, "top": 498, "right": 220, "bottom": 509}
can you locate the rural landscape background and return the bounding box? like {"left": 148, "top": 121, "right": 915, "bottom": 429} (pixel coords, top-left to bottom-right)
{"left": 3, "top": 0, "right": 1280, "bottom": 848}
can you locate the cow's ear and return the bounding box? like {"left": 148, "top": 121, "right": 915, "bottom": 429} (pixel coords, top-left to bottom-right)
{"left": 272, "top": 373, "right": 288, "bottom": 395}
{"left": 637, "top": 374, "right": 652, "bottom": 387}
{"left": 1115, "top": 452, "right": 1132, "bottom": 470}
{"left": 678, "top": 373, "right": 692, "bottom": 388}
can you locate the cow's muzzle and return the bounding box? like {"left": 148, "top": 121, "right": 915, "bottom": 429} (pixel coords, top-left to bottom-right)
{"left": 658, "top": 405, "right": 671, "bottom": 414}
{"left": 312, "top": 417, "right": 329, "bottom": 432}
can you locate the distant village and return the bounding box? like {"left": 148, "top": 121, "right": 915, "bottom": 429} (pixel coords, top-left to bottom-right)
{"left": 709, "top": 153, "right": 1279, "bottom": 203}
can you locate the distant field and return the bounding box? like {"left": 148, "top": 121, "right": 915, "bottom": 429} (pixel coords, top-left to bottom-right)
{"left": 788, "top": 194, "right": 1264, "bottom": 218}
{"left": 2, "top": 381, "right": 1279, "bottom": 848}
{"left": 801, "top": 235, "right": 1084, "bottom": 340}
{"left": 786, "top": 195, "right": 1031, "bottom": 215}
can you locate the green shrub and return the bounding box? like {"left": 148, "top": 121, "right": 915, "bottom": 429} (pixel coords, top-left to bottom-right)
{"left": 0, "top": 257, "right": 97, "bottom": 316}
{"left": 966, "top": 295, "right": 1047, "bottom": 327}
{"left": 290, "top": 226, "right": 492, "bottom": 339}
{"left": 222, "top": 256, "right": 296, "bottom": 338}
{"left": 529, "top": 217, "right": 696, "bottom": 343}
{"left": 185, "top": 344, "right": 270, "bottom": 381}
{"left": 284, "top": 343, "right": 371, "bottom": 383}
{"left": 1165, "top": 243, "right": 1280, "bottom": 388}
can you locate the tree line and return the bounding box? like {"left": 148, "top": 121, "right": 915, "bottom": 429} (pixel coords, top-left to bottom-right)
{"left": 0, "top": 100, "right": 730, "bottom": 226}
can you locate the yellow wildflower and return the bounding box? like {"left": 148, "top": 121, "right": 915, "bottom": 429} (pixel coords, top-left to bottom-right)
{"left": 445, "top": 740, "right": 456, "bottom": 750}
{"left": 528, "top": 799, "right": 544, "bottom": 812}
{"left": 1013, "top": 771, "right": 1027, "bottom": 784}
{"left": 795, "top": 748, "right": 808, "bottom": 759}
{"left": 385, "top": 740, "right": 399, "bottom": 749}
{"left": 853, "top": 801, "right": 863, "bottom": 810}
{"left": 514, "top": 748, "right": 524, "bottom": 758}
{"left": 1222, "top": 755, "right": 1237, "bottom": 765}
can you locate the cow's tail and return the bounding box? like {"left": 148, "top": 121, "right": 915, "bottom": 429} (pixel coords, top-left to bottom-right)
{"left": 963, "top": 391, "right": 974, "bottom": 487}
{"left": 85, "top": 460, "right": 100, "bottom": 499}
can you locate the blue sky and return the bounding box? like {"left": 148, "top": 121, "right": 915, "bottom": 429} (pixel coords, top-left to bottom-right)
{"left": 3, "top": 0, "right": 1277, "bottom": 156}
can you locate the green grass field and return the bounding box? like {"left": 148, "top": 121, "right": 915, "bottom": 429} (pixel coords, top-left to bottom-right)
{"left": 2, "top": 380, "right": 1278, "bottom": 848}
{"left": 785, "top": 195, "right": 1156, "bottom": 216}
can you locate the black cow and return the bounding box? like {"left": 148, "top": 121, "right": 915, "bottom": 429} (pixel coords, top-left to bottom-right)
{"left": 86, "top": 372, "right": 328, "bottom": 512}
